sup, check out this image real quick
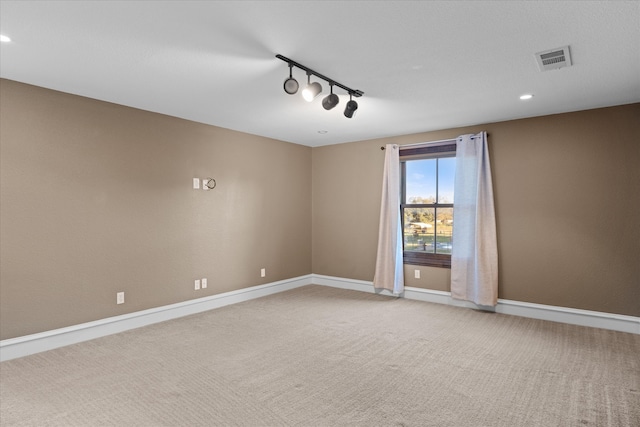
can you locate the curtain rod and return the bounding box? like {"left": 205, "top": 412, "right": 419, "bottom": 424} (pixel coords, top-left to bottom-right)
{"left": 380, "top": 133, "right": 488, "bottom": 150}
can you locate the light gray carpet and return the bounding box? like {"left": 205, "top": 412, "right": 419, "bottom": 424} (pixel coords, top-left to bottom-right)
{"left": 1, "top": 285, "right": 639, "bottom": 426}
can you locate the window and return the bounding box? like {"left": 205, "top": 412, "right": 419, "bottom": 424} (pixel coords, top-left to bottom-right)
{"left": 400, "top": 143, "right": 456, "bottom": 268}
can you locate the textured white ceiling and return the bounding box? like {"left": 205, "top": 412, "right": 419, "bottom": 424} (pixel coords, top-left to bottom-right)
{"left": 1, "top": 1, "right": 639, "bottom": 147}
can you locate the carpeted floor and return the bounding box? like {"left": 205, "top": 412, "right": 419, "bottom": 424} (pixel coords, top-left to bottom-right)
{"left": 1, "top": 285, "right": 639, "bottom": 426}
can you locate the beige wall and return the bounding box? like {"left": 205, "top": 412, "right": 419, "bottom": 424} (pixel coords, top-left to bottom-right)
{"left": 1, "top": 79, "right": 638, "bottom": 341}
{"left": 313, "top": 104, "right": 640, "bottom": 316}
{"left": 0, "top": 79, "right": 312, "bottom": 339}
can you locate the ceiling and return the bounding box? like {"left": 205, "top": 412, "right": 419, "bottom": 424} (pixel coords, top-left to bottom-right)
{"left": 1, "top": 1, "right": 639, "bottom": 147}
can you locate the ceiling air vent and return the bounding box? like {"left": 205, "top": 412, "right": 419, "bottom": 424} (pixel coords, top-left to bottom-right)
{"left": 535, "top": 46, "right": 572, "bottom": 71}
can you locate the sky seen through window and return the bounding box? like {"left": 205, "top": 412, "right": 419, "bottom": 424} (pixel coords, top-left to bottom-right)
{"left": 405, "top": 157, "right": 455, "bottom": 203}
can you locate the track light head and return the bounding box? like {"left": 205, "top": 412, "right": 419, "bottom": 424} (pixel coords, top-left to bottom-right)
{"left": 283, "top": 64, "right": 298, "bottom": 95}
{"left": 344, "top": 96, "right": 358, "bottom": 118}
{"left": 284, "top": 78, "right": 299, "bottom": 95}
{"left": 302, "top": 76, "right": 322, "bottom": 102}
{"left": 322, "top": 85, "right": 340, "bottom": 110}
{"left": 322, "top": 93, "right": 339, "bottom": 110}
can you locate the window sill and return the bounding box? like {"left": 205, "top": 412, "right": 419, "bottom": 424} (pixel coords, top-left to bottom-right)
{"left": 403, "top": 252, "right": 451, "bottom": 268}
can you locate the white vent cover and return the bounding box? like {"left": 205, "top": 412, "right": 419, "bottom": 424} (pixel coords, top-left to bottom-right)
{"left": 535, "top": 46, "right": 572, "bottom": 71}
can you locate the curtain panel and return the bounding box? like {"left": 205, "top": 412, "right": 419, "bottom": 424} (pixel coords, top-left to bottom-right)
{"left": 373, "top": 144, "right": 404, "bottom": 294}
{"left": 450, "top": 132, "right": 499, "bottom": 306}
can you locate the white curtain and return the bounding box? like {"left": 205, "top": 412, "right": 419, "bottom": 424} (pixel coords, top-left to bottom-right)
{"left": 373, "top": 144, "right": 404, "bottom": 294}
{"left": 451, "top": 132, "right": 498, "bottom": 306}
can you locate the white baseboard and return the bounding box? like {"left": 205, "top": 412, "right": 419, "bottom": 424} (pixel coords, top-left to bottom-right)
{"left": 3, "top": 273, "right": 638, "bottom": 362}
{"left": 0, "top": 275, "right": 312, "bottom": 362}
{"left": 312, "top": 274, "right": 640, "bottom": 335}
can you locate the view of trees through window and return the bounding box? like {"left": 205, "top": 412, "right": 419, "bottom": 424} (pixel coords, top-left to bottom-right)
{"left": 402, "top": 156, "right": 455, "bottom": 255}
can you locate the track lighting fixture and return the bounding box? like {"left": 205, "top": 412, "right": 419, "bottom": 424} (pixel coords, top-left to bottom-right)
{"left": 344, "top": 94, "right": 358, "bottom": 118}
{"left": 302, "top": 74, "right": 322, "bottom": 102}
{"left": 283, "top": 64, "right": 299, "bottom": 95}
{"left": 276, "top": 54, "right": 363, "bottom": 118}
{"left": 322, "top": 84, "right": 339, "bottom": 110}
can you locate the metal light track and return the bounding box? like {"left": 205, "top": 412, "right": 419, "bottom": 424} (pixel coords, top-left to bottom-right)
{"left": 275, "top": 54, "right": 364, "bottom": 97}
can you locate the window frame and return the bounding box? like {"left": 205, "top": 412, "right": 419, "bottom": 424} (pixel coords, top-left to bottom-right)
{"left": 400, "top": 143, "right": 456, "bottom": 268}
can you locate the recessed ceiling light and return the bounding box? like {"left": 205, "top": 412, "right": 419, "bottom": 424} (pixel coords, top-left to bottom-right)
{"left": 0, "top": 35, "right": 11, "bottom": 43}
{"left": 519, "top": 94, "right": 534, "bottom": 100}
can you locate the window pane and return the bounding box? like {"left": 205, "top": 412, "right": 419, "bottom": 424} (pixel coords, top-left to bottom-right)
{"left": 435, "top": 208, "right": 454, "bottom": 254}
{"left": 438, "top": 157, "right": 456, "bottom": 204}
{"left": 403, "top": 207, "right": 435, "bottom": 253}
{"left": 405, "top": 159, "right": 436, "bottom": 203}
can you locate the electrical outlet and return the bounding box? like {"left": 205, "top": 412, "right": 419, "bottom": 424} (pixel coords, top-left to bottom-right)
{"left": 201, "top": 278, "right": 207, "bottom": 289}
{"left": 117, "top": 292, "right": 125, "bottom": 304}
{"left": 193, "top": 178, "right": 200, "bottom": 189}
{"left": 414, "top": 269, "right": 420, "bottom": 279}
{"left": 194, "top": 279, "right": 201, "bottom": 290}
{"left": 261, "top": 268, "right": 266, "bottom": 278}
